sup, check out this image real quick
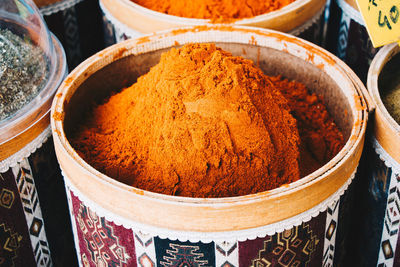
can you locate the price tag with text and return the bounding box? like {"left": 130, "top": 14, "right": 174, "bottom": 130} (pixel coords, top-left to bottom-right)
{"left": 356, "top": 0, "right": 400, "bottom": 47}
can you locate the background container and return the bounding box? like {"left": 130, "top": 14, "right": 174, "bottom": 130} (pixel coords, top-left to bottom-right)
{"left": 34, "top": 0, "right": 105, "bottom": 69}
{"left": 52, "top": 26, "right": 370, "bottom": 266}
{"left": 0, "top": 0, "right": 76, "bottom": 265}
{"left": 100, "top": 0, "right": 327, "bottom": 46}
{"left": 354, "top": 43, "right": 400, "bottom": 266}
{"left": 325, "top": 0, "right": 378, "bottom": 83}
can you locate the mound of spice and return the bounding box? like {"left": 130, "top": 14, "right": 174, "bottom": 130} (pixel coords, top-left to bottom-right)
{"left": 0, "top": 29, "right": 49, "bottom": 122}
{"left": 132, "top": 0, "right": 295, "bottom": 20}
{"left": 71, "top": 43, "right": 303, "bottom": 197}
{"left": 72, "top": 43, "right": 345, "bottom": 197}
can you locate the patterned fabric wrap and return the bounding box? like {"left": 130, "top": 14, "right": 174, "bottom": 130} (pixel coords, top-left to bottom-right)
{"left": 325, "top": 0, "right": 379, "bottom": 83}
{"left": 352, "top": 137, "right": 400, "bottom": 266}
{"left": 100, "top": 3, "right": 326, "bottom": 46}
{"left": 39, "top": 0, "right": 105, "bottom": 69}
{"left": 65, "top": 175, "right": 358, "bottom": 266}
{"left": 0, "top": 138, "right": 77, "bottom": 267}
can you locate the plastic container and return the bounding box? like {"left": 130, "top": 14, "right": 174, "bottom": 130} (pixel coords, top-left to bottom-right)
{"left": 51, "top": 26, "right": 370, "bottom": 266}
{"left": 100, "top": 0, "right": 327, "bottom": 45}
{"left": 0, "top": 0, "right": 75, "bottom": 265}
{"left": 33, "top": 0, "right": 105, "bottom": 69}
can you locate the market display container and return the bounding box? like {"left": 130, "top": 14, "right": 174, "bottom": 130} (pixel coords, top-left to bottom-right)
{"left": 0, "top": 0, "right": 75, "bottom": 265}
{"left": 51, "top": 26, "right": 370, "bottom": 266}
{"left": 355, "top": 43, "right": 400, "bottom": 266}
{"left": 325, "top": 0, "right": 378, "bottom": 83}
{"left": 100, "top": 0, "right": 327, "bottom": 45}
{"left": 34, "top": 0, "right": 105, "bottom": 69}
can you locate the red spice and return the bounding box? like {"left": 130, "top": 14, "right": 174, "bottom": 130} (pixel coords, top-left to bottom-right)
{"left": 270, "top": 76, "right": 344, "bottom": 175}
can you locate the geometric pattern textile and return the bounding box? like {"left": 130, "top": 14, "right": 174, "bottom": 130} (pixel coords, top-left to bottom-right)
{"left": 248, "top": 224, "right": 320, "bottom": 267}
{"left": 11, "top": 159, "right": 52, "bottom": 267}
{"left": 134, "top": 231, "right": 157, "bottom": 267}
{"left": 215, "top": 241, "right": 239, "bottom": 267}
{"left": 70, "top": 191, "right": 136, "bottom": 267}
{"left": 361, "top": 138, "right": 400, "bottom": 266}
{"left": 0, "top": 223, "right": 23, "bottom": 266}
{"left": 323, "top": 199, "right": 340, "bottom": 266}
{"left": 62, "top": 7, "right": 82, "bottom": 68}
{"left": 0, "top": 158, "right": 51, "bottom": 266}
{"left": 236, "top": 209, "right": 327, "bottom": 267}
{"left": 28, "top": 136, "right": 78, "bottom": 266}
{"left": 41, "top": 0, "right": 105, "bottom": 69}
{"left": 345, "top": 19, "right": 379, "bottom": 83}
{"left": 377, "top": 172, "right": 400, "bottom": 266}
{"left": 67, "top": 182, "right": 351, "bottom": 266}
{"left": 154, "top": 237, "right": 215, "bottom": 267}
{"left": 327, "top": 0, "right": 379, "bottom": 83}
{"left": 336, "top": 12, "right": 350, "bottom": 60}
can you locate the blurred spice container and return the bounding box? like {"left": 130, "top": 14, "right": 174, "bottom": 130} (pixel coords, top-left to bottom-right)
{"left": 52, "top": 26, "right": 370, "bottom": 266}
{"left": 100, "top": 0, "right": 327, "bottom": 46}
{"left": 34, "top": 0, "right": 105, "bottom": 69}
{"left": 0, "top": 0, "right": 77, "bottom": 266}
{"left": 324, "top": 0, "right": 378, "bottom": 83}
{"left": 355, "top": 43, "right": 400, "bottom": 266}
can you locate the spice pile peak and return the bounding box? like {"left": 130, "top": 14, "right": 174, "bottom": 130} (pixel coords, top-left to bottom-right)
{"left": 72, "top": 43, "right": 301, "bottom": 197}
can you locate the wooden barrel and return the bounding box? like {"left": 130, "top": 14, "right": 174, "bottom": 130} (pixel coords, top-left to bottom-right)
{"left": 51, "top": 26, "right": 370, "bottom": 266}
{"left": 355, "top": 43, "right": 400, "bottom": 266}
{"left": 100, "top": 0, "right": 327, "bottom": 45}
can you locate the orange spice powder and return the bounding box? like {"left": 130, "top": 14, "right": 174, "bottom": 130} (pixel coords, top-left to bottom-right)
{"left": 71, "top": 43, "right": 344, "bottom": 198}
{"left": 71, "top": 43, "right": 301, "bottom": 197}
{"left": 132, "top": 0, "right": 295, "bottom": 20}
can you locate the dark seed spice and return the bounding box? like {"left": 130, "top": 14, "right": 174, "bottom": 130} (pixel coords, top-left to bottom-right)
{"left": 380, "top": 53, "right": 400, "bottom": 125}
{"left": 0, "top": 29, "right": 49, "bottom": 122}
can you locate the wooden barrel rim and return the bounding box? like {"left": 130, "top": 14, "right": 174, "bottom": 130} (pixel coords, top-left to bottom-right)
{"left": 52, "top": 27, "right": 368, "bottom": 232}
{"left": 368, "top": 43, "right": 400, "bottom": 164}
{"left": 100, "top": 0, "right": 326, "bottom": 33}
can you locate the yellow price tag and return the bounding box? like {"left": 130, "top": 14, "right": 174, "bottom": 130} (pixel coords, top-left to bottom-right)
{"left": 356, "top": 0, "right": 400, "bottom": 47}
